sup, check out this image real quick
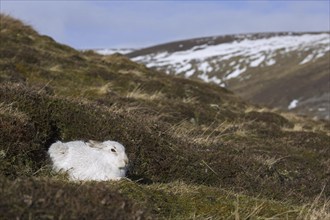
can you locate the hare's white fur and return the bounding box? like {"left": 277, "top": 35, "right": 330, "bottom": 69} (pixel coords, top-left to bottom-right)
{"left": 48, "top": 140, "right": 129, "bottom": 181}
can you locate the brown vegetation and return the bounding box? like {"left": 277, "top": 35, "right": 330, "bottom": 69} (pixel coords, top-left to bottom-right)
{"left": 0, "top": 14, "right": 329, "bottom": 219}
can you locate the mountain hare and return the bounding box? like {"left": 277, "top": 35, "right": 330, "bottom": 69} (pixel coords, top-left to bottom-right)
{"left": 48, "top": 140, "right": 129, "bottom": 181}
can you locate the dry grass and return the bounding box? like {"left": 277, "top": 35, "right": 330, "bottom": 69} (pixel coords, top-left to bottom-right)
{"left": 299, "top": 201, "right": 330, "bottom": 220}
{"left": 280, "top": 112, "right": 330, "bottom": 134}
{"left": 232, "top": 193, "right": 330, "bottom": 220}
{"left": 126, "top": 85, "right": 165, "bottom": 101}
{"left": 167, "top": 119, "right": 249, "bottom": 146}
{"left": 0, "top": 102, "right": 29, "bottom": 121}
{"left": 137, "top": 181, "right": 316, "bottom": 219}
{"left": 92, "top": 82, "right": 114, "bottom": 95}
{"left": 1, "top": 14, "right": 329, "bottom": 220}
{"left": 245, "top": 106, "right": 330, "bottom": 135}
{"left": 251, "top": 155, "right": 291, "bottom": 169}
{"left": 244, "top": 106, "right": 271, "bottom": 113}
{"left": 0, "top": 13, "right": 37, "bottom": 35}
{"left": 297, "top": 187, "right": 330, "bottom": 220}
{"left": 182, "top": 96, "right": 199, "bottom": 104}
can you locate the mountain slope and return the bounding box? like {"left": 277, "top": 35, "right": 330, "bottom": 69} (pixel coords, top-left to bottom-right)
{"left": 124, "top": 32, "right": 330, "bottom": 120}
{"left": 1, "top": 15, "right": 330, "bottom": 219}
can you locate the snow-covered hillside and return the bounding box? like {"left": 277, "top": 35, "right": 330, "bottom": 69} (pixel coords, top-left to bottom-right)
{"left": 92, "top": 32, "right": 329, "bottom": 120}
{"left": 130, "top": 33, "right": 330, "bottom": 87}
{"left": 124, "top": 32, "right": 330, "bottom": 120}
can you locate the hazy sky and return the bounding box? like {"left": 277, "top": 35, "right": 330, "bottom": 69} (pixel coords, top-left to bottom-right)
{"left": 1, "top": 1, "right": 329, "bottom": 49}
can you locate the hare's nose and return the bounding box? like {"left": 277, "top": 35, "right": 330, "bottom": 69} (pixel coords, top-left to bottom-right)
{"left": 124, "top": 158, "right": 129, "bottom": 165}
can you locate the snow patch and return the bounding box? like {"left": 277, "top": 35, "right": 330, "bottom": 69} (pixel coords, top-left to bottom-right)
{"left": 229, "top": 61, "right": 236, "bottom": 66}
{"left": 266, "top": 58, "right": 276, "bottom": 66}
{"left": 133, "top": 33, "right": 330, "bottom": 68}
{"left": 177, "top": 63, "right": 192, "bottom": 73}
{"left": 300, "top": 54, "right": 314, "bottom": 64}
{"left": 94, "top": 48, "right": 135, "bottom": 55}
{"left": 225, "top": 67, "right": 247, "bottom": 80}
{"left": 185, "top": 69, "right": 195, "bottom": 78}
{"left": 197, "top": 62, "right": 213, "bottom": 73}
{"left": 288, "top": 99, "right": 299, "bottom": 110}
{"left": 219, "top": 82, "right": 226, "bottom": 87}
{"left": 198, "top": 73, "right": 222, "bottom": 84}
{"left": 250, "top": 55, "right": 265, "bottom": 67}
{"left": 130, "top": 33, "right": 330, "bottom": 84}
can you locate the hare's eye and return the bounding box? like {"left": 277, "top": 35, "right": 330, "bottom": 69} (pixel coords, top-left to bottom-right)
{"left": 111, "top": 149, "right": 116, "bottom": 153}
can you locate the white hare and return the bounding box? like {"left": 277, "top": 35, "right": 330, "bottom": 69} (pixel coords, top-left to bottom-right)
{"left": 48, "top": 140, "right": 129, "bottom": 181}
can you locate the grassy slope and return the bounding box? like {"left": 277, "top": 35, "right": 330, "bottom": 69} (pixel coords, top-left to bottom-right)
{"left": 229, "top": 52, "right": 330, "bottom": 110}
{"left": 1, "top": 15, "right": 329, "bottom": 219}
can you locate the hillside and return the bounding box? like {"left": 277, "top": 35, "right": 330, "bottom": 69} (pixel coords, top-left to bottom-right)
{"left": 123, "top": 32, "right": 330, "bottom": 120}
{"left": 1, "top": 15, "right": 330, "bottom": 219}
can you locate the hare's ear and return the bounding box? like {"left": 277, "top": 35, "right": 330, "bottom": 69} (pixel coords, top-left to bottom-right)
{"left": 86, "top": 140, "right": 103, "bottom": 149}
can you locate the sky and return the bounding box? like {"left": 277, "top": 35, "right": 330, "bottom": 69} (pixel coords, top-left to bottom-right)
{"left": 1, "top": 0, "right": 329, "bottom": 49}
